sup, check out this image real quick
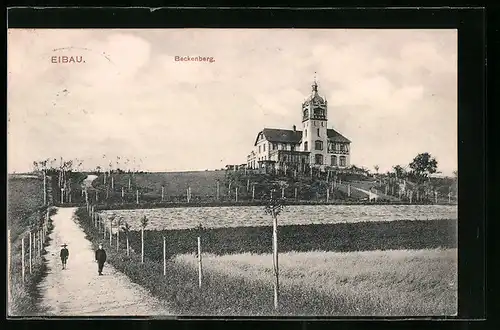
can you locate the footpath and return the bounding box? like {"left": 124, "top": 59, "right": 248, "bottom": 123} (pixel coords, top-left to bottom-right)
{"left": 37, "top": 207, "right": 173, "bottom": 316}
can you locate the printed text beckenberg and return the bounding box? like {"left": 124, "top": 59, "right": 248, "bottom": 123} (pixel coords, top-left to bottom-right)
{"left": 175, "top": 56, "right": 215, "bottom": 63}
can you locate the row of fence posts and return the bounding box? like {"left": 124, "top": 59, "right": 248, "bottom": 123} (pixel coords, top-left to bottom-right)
{"left": 86, "top": 204, "right": 205, "bottom": 288}
{"left": 381, "top": 180, "right": 453, "bottom": 204}
{"left": 17, "top": 209, "right": 50, "bottom": 284}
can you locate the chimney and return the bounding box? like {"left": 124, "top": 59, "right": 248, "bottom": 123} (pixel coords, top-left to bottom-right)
{"left": 293, "top": 125, "right": 296, "bottom": 132}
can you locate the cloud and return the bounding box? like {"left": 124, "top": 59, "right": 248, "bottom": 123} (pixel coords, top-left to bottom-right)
{"left": 7, "top": 29, "right": 457, "bottom": 174}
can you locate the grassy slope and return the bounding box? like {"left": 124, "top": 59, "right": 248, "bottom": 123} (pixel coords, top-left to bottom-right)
{"left": 176, "top": 249, "right": 458, "bottom": 316}
{"left": 76, "top": 207, "right": 456, "bottom": 316}
{"left": 90, "top": 171, "right": 366, "bottom": 203}
{"left": 7, "top": 176, "right": 54, "bottom": 316}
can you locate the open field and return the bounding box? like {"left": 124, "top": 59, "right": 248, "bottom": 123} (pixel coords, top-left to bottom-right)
{"left": 92, "top": 171, "right": 227, "bottom": 196}
{"left": 175, "top": 249, "right": 458, "bottom": 316}
{"left": 98, "top": 204, "right": 458, "bottom": 231}
{"left": 76, "top": 207, "right": 457, "bottom": 316}
{"left": 7, "top": 175, "right": 51, "bottom": 316}
{"left": 125, "top": 219, "right": 457, "bottom": 261}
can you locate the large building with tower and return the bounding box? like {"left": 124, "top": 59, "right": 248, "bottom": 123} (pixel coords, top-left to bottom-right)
{"left": 247, "top": 80, "right": 351, "bottom": 172}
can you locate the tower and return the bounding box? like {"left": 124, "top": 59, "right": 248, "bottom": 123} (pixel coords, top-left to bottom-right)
{"left": 301, "top": 79, "right": 328, "bottom": 168}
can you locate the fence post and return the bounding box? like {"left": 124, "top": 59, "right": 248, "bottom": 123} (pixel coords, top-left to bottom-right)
{"left": 8, "top": 229, "right": 11, "bottom": 302}
{"left": 295, "top": 187, "right": 298, "bottom": 200}
{"left": 326, "top": 188, "right": 330, "bottom": 202}
{"left": 198, "top": 236, "right": 202, "bottom": 288}
{"left": 38, "top": 230, "right": 42, "bottom": 257}
{"left": 141, "top": 227, "right": 144, "bottom": 263}
{"left": 136, "top": 189, "right": 139, "bottom": 205}
{"left": 435, "top": 191, "right": 438, "bottom": 204}
{"left": 272, "top": 214, "right": 279, "bottom": 311}
{"left": 21, "top": 237, "right": 25, "bottom": 283}
{"left": 111, "top": 177, "right": 114, "bottom": 190}
{"left": 348, "top": 184, "right": 351, "bottom": 197}
{"left": 61, "top": 188, "right": 64, "bottom": 204}
{"left": 116, "top": 224, "right": 120, "bottom": 251}
{"left": 43, "top": 174, "right": 47, "bottom": 205}
{"left": 122, "top": 187, "right": 125, "bottom": 199}
{"left": 216, "top": 181, "right": 220, "bottom": 201}
{"left": 247, "top": 179, "right": 250, "bottom": 192}
{"left": 235, "top": 187, "right": 238, "bottom": 202}
{"left": 252, "top": 185, "right": 255, "bottom": 201}
{"left": 161, "top": 186, "right": 165, "bottom": 202}
{"left": 29, "top": 232, "right": 32, "bottom": 274}
{"left": 163, "top": 236, "right": 167, "bottom": 276}
{"left": 281, "top": 187, "right": 285, "bottom": 199}
{"left": 109, "top": 219, "right": 112, "bottom": 246}
{"left": 96, "top": 191, "right": 99, "bottom": 202}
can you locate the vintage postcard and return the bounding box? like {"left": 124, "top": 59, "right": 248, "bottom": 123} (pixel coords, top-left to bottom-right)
{"left": 7, "top": 28, "right": 458, "bottom": 317}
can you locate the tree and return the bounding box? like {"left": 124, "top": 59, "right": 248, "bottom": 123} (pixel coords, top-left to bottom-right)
{"left": 393, "top": 165, "right": 405, "bottom": 179}
{"left": 122, "top": 222, "right": 131, "bottom": 256}
{"left": 264, "top": 190, "right": 285, "bottom": 311}
{"left": 409, "top": 152, "right": 438, "bottom": 182}
{"left": 373, "top": 165, "right": 380, "bottom": 175}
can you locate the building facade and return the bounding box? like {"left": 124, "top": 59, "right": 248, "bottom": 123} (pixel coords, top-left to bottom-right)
{"left": 247, "top": 80, "right": 351, "bottom": 171}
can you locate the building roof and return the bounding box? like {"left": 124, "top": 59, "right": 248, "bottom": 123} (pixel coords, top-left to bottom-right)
{"left": 260, "top": 128, "right": 303, "bottom": 145}
{"left": 327, "top": 129, "right": 351, "bottom": 143}
{"left": 254, "top": 127, "right": 350, "bottom": 145}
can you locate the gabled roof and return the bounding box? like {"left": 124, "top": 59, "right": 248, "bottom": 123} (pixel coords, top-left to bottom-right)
{"left": 254, "top": 128, "right": 303, "bottom": 146}
{"left": 254, "top": 127, "right": 351, "bottom": 145}
{"left": 327, "top": 129, "right": 351, "bottom": 143}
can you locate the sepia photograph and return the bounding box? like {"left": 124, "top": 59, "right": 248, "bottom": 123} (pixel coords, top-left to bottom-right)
{"left": 7, "top": 28, "right": 458, "bottom": 317}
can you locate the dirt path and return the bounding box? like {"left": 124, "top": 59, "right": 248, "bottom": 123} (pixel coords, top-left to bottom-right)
{"left": 38, "top": 207, "right": 173, "bottom": 316}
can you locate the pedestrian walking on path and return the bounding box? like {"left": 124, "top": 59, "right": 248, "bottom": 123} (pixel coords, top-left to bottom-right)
{"left": 60, "top": 244, "right": 69, "bottom": 270}
{"left": 95, "top": 244, "right": 107, "bottom": 275}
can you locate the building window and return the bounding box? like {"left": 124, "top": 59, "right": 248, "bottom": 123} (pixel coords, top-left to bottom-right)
{"left": 331, "top": 155, "right": 337, "bottom": 166}
{"left": 317, "top": 128, "right": 320, "bottom": 137}
{"left": 283, "top": 155, "right": 288, "bottom": 162}
{"left": 305, "top": 129, "right": 307, "bottom": 137}
{"left": 273, "top": 143, "right": 277, "bottom": 150}
{"left": 321, "top": 122, "right": 324, "bottom": 127}
{"left": 315, "top": 140, "right": 323, "bottom": 150}
{"left": 340, "top": 156, "right": 346, "bottom": 167}
{"left": 304, "top": 141, "right": 308, "bottom": 151}
{"left": 315, "top": 154, "right": 324, "bottom": 165}
{"left": 258, "top": 146, "right": 261, "bottom": 153}
{"left": 263, "top": 144, "right": 266, "bottom": 152}
{"left": 291, "top": 144, "right": 295, "bottom": 151}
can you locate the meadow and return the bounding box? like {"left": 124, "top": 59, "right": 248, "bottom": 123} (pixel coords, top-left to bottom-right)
{"left": 76, "top": 207, "right": 458, "bottom": 316}
{"left": 98, "top": 204, "right": 458, "bottom": 231}
{"left": 124, "top": 219, "right": 457, "bottom": 261}
{"left": 7, "top": 175, "right": 53, "bottom": 316}
{"left": 175, "top": 249, "right": 458, "bottom": 316}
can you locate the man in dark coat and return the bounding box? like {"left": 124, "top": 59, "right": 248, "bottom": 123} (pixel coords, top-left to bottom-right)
{"left": 95, "top": 243, "right": 107, "bottom": 275}
{"left": 60, "top": 244, "right": 69, "bottom": 270}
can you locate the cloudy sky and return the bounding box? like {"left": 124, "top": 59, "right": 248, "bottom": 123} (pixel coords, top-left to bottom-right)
{"left": 7, "top": 29, "right": 457, "bottom": 175}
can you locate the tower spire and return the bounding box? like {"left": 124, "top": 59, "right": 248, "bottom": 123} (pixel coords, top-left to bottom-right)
{"left": 312, "top": 72, "right": 318, "bottom": 93}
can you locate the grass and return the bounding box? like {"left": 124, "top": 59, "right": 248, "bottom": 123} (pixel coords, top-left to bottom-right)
{"left": 7, "top": 175, "right": 55, "bottom": 316}
{"left": 175, "top": 249, "right": 458, "bottom": 316}
{"left": 126, "top": 219, "right": 457, "bottom": 262}
{"left": 75, "top": 207, "right": 457, "bottom": 316}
